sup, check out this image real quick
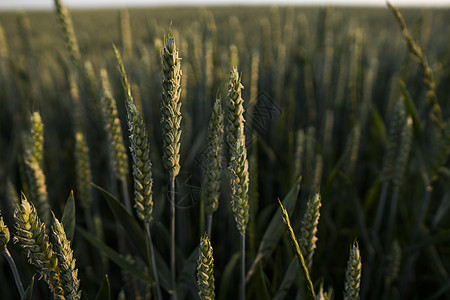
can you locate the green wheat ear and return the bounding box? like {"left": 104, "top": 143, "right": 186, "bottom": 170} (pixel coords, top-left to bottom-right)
{"left": 228, "top": 137, "right": 249, "bottom": 236}
{"left": 203, "top": 99, "right": 224, "bottom": 215}
{"left": 54, "top": 0, "right": 81, "bottom": 68}
{"left": 51, "top": 212, "right": 81, "bottom": 300}
{"left": 14, "top": 195, "right": 65, "bottom": 299}
{"left": 226, "top": 67, "right": 245, "bottom": 156}
{"left": 344, "top": 240, "right": 362, "bottom": 300}
{"left": 161, "top": 34, "right": 182, "bottom": 178}
{"left": 197, "top": 233, "right": 215, "bottom": 300}
{"left": 75, "top": 131, "right": 93, "bottom": 210}
{"left": 0, "top": 212, "right": 10, "bottom": 250}
{"left": 100, "top": 67, "right": 129, "bottom": 182}
{"left": 299, "top": 189, "right": 322, "bottom": 271}
{"left": 30, "top": 111, "right": 44, "bottom": 168}
{"left": 114, "top": 45, "right": 154, "bottom": 223}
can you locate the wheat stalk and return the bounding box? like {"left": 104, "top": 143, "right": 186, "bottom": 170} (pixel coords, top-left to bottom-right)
{"left": 1, "top": 211, "right": 25, "bottom": 297}
{"left": 161, "top": 34, "right": 183, "bottom": 300}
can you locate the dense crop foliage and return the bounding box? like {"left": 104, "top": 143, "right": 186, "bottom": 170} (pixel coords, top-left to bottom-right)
{"left": 0, "top": 2, "right": 449, "bottom": 299}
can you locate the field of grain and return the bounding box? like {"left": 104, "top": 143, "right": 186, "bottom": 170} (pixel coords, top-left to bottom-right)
{"left": 0, "top": 1, "right": 449, "bottom": 299}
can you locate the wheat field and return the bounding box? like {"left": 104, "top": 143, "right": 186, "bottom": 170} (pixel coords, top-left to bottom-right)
{"left": 0, "top": 1, "right": 449, "bottom": 299}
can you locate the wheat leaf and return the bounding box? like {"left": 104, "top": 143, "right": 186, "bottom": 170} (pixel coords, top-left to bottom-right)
{"left": 246, "top": 176, "right": 302, "bottom": 282}
{"left": 61, "top": 190, "right": 76, "bottom": 241}
{"left": 94, "top": 274, "right": 110, "bottom": 300}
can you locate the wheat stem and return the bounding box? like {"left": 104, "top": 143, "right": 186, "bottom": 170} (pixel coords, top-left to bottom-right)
{"left": 1, "top": 213, "right": 25, "bottom": 297}
{"left": 240, "top": 233, "right": 246, "bottom": 300}
{"left": 145, "top": 223, "right": 162, "bottom": 300}
{"left": 170, "top": 176, "right": 177, "bottom": 299}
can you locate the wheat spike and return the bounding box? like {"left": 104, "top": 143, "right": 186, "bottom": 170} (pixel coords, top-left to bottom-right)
{"left": 14, "top": 195, "right": 65, "bottom": 299}
{"left": 0, "top": 212, "right": 10, "bottom": 250}
{"left": 24, "top": 155, "right": 50, "bottom": 225}
{"left": 197, "top": 233, "right": 215, "bottom": 300}
{"left": 226, "top": 67, "right": 245, "bottom": 157}
{"left": 100, "top": 68, "right": 129, "bottom": 182}
{"left": 203, "top": 99, "right": 224, "bottom": 215}
{"left": 229, "top": 137, "right": 249, "bottom": 236}
{"left": 51, "top": 213, "right": 81, "bottom": 300}
{"left": 114, "top": 45, "right": 153, "bottom": 223}
{"left": 54, "top": 0, "right": 81, "bottom": 68}
{"left": 344, "top": 240, "right": 362, "bottom": 300}
{"left": 75, "top": 132, "right": 93, "bottom": 210}
{"left": 299, "top": 190, "right": 322, "bottom": 270}
{"left": 161, "top": 34, "right": 182, "bottom": 178}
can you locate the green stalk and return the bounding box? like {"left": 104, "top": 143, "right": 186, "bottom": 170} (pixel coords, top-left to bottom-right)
{"left": 145, "top": 223, "right": 162, "bottom": 300}
{"left": 1, "top": 213, "right": 24, "bottom": 297}
{"left": 170, "top": 176, "right": 177, "bottom": 300}
{"left": 240, "top": 233, "right": 246, "bottom": 300}
{"left": 2, "top": 249, "right": 25, "bottom": 297}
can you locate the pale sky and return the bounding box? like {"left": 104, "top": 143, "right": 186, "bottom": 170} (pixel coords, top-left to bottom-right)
{"left": 0, "top": 0, "right": 449, "bottom": 10}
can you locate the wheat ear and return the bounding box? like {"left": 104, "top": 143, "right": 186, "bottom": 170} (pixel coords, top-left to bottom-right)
{"left": 100, "top": 68, "right": 129, "bottom": 182}
{"left": 51, "top": 212, "right": 81, "bottom": 300}
{"left": 203, "top": 99, "right": 224, "bottom": 236}
{"left": 14, "top": 195, "right": 65, "bottom": 299}
{"left": 226, "top": 67, "right": 245, "bottom": 157}
{"left": 197, "top": 233, "right": 215, "bottom": 300}
{"left": 114, "top": 45, "right": 162, "bottom": 300}
{"left": 344, "top": 240, "right": 362, "bottom": 300}
{"left": 114, "top": 45, "right": 153, "bottom": 222}
{"left": 299, "top": 190, "right": 322, "bottom": 271}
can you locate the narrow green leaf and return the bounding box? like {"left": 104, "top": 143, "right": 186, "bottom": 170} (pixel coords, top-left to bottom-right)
{"left": 21, "top": 274, "right": 35, "bottom": 300}
{"left": 95, "top": 274, "right": 110, "bottom": 300}
{"left": 218, "top": 252, "right": 241, "bottom": 300}
{"left": 61, "top": 190, "right": 76, "bottom": 241}
{"left": 176, "top": 245, "right": 200, "bottom": 299}
{"left": 91, "top": 183, "right": 171, "bottom": 291}
{"left": 273, "top": 257, "right": 298, "bottom": 300}
{"left": 371, "top": 107, "right": 387, "bottom": 146}
{"left": 91, "top": 183, "right": 146, "bottom": 258}
{"left": 399, "top": 80, "right": 422, "bottom": 141}
{"left": 246, "top": 177, "right": 302, "bottom": 282}
{"left": 77, "top": 226, "right": 152, "bottom": 284}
